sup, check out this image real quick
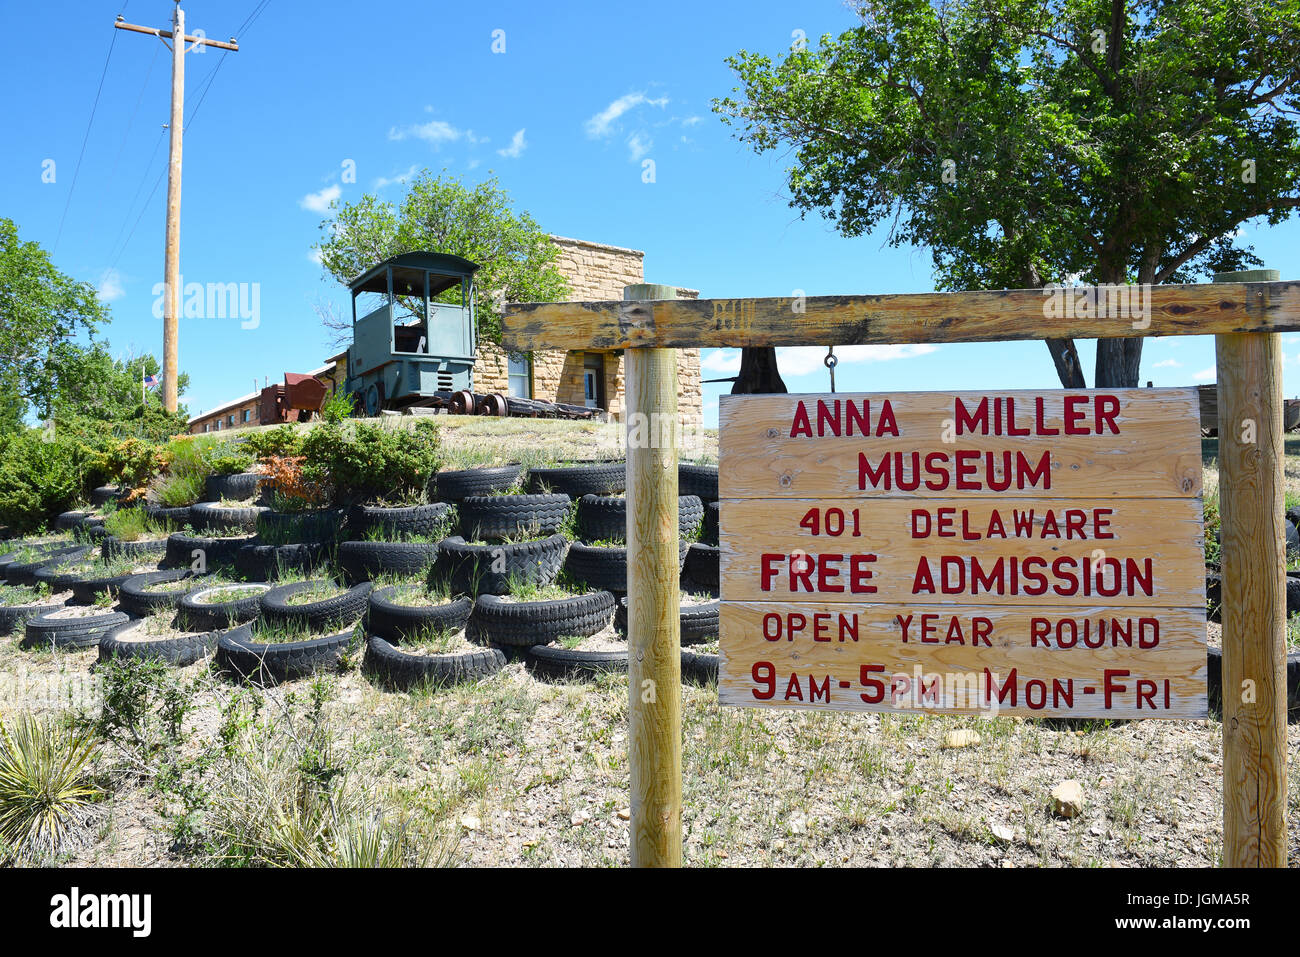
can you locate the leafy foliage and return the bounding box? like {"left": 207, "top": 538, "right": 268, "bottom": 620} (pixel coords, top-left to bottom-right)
{"left": 713, "top": 0, "right": 1300, "bottom": 385}
{"left": 258, "top": 455, "right": 329, "bottom": 512}
{"left": 0, "top": 430, "right": 89, "bottom": 533}
{"left": 312, "top": 171, "right": 570, "bottom": 346}
{"left": 0, "top": 218, "right": 110, "bottom": 430}
{"left": 300, "top": 420, "right": 442, "bottom": 505}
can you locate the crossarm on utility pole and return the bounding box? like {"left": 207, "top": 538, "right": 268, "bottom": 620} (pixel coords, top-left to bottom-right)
{"left": 114, "top": 19, "right": 240, "bottom": 51}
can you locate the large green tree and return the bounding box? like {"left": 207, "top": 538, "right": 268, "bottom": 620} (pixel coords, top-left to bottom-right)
{"left": 714, "top": 0, "right": 1300, "bottom": 387}
{"left": 0, "top": 217, "right": 111, "bottom": 428}
{"left": 313, "top": 170, "right": 570, "bottom": 347}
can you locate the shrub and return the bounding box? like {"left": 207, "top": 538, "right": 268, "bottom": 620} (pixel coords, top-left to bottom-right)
{"left": 0, "top": 713, "right": 103, "bottom": 861}
{"left": 319, "top": 390, "right": 356, "bottom": 425}
{"left": 300, "top": 420, "right": 441, "bottom": 505}
{"left": 102, "top": 506, "right": 171, "bottom": 542}
{"left": 149, "top": 436, "right": 215, "bottom": 508}
{"left": 0, "top": 431, "right": 88, "bottom": 533}
{"left": 244, "top": 426, "right": 303, "bottom": 461}
{"left": 259, "top": 455, "right": 329, "bottom": 511}
{"left": 206, "top": 442, "right": 255, "bottom": 476}
{"left": 90, "top": 438, "right": 165, "bottom": 494}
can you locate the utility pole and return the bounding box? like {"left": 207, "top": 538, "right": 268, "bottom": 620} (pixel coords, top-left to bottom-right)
{"left": 115, "top": 3, "right": 238, "bottom": 413}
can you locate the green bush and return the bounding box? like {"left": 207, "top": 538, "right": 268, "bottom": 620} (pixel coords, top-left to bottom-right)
{"left": 243, "top": 425, "right": 303, "bottom": 460}
{"left": 0, "top": 431, "right": 88, "bottom": 533}
{"left": 205, "top": 442, "right": 255, "bottom": 476}
{"left": 300, "top": 420, "right": 441, "bottom": 505}
{"left": 148, "top": 436, "right": 216, "bottom": 508}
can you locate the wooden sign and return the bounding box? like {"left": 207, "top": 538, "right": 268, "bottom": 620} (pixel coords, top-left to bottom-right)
{"left": 718, "top": 388, "right": 1207, "bottom": 719}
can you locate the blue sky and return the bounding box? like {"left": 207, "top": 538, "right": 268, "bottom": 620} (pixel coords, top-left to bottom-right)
{"left": 2, "top": 0, "right": 1298, "bottom": 427}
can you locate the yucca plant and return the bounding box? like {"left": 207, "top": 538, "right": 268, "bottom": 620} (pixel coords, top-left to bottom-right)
{"left": 0, "top": 713, "right": 103, "bottom": 860}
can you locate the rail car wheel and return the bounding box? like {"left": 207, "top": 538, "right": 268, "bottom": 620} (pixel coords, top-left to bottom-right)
{"left": 364, "top": 383, "right": 383, "bottom": 417}
{"left": 477, "top": 393, "right": 508, "bottom": 417}
{"left": 450, "top": 390, "right": 475, "bottom": 416}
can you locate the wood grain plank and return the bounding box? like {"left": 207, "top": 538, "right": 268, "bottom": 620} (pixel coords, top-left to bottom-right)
{"left": 502, "top": 281, "right": 1300, "bottom": 350}
{"left": 719, "top": 389, "right": 1202, "bottom": 500}
{"left": 718, "top": 601, "right": 1207, "bottom": 719}
{"left": 719, "top": 497, "right": 1205, "bottom": 607}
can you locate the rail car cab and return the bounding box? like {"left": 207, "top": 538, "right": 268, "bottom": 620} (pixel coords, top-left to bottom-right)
{"left": 344, "top": 251, "right": 479, "bottom": 416}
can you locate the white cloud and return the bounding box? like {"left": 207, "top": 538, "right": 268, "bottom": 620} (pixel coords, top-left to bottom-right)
{"left": 389, "top": 120, "right": 467, "bottom": 145}
{"left": 585, "top": 92, "right": 668, "bottom": 138}
{"left": 626, "top": 131, "right": 652, "bottom": 161}
{"left": 776, "top": 344, "right": 939, "bottom": 376}
{"left": 374, "top": 165, "right": 418, "bottom": 189}
{"left": 307, "top": 248, "right": 323, "bottom": 266}
{"left": 701, "top": 350, "right": 741, "bottom": 374}
{"left": 96, "top": 268, "right": 124, "bottom": 302}
{"left": 300, "top": 184, "right": 341, "bottom": 212}
{"left": 1192, "top": 366, "right": 1217, "bottom": 382}
{"left": 682, "top": 115, "right": 702, "bottom": 127}
{"left": 1150, "top": 358, "right": 1181, "bottom": 369}
{"left": 497, "top": 128, "right": 527, "bottom": 159}
{"left": 700, "top": 344, "right": 938, "bottom": 379}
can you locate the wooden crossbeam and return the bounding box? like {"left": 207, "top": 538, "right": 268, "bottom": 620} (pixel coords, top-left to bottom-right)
{"left": 502, "top": 279, "right": 1300, "bottom": 351}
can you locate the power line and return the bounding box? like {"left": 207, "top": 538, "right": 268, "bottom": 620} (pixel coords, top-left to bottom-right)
{"left": 54, "top": 3, "right": 130, "bottom": 255}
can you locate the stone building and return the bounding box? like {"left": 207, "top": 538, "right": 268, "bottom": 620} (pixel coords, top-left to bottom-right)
{"left": 189, "top": 236, "right": 701, "bottom": 433}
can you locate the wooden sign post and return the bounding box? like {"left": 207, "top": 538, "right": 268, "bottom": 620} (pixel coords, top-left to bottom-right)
{"left": 503, "top": 277, "right": 1296, "bottom": 868}
{"left": 623, "top": 283, "right": 682, "bottom": 868}
{"left": 717, "top": 388, "right": 1207, "bottom": 718}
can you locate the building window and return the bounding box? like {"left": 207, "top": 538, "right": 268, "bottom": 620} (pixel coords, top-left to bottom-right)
{"left": 507, "top": 353, "right": 531, "bottom": 399}
{"left": 242, "top": 409, "right": 251, "bottom": 423}
{"left": 203, "top": 424, "right": 209, "bottom": 433}
{"left": 228, "top": 415, "right": 235, "bottom": 427}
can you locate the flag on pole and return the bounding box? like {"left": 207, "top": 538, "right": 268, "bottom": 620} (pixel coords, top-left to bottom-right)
{"left": 143, "top": 374, "right": 161, "bottom": 390}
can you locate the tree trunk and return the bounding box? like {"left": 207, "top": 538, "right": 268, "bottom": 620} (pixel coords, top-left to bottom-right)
{"left": 1045, "top": 338, "right": 1087, "bottom": 388}
{"left": 731, "top": 346, "right": 787, "bottom": 394}
{"left": 1095, "top": 337, "right": 1143, "bottom": 387}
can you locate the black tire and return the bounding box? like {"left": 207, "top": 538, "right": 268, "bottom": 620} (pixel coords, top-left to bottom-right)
{"left": 679, "top": 463, "right": 719, "bottom": 502}
{"left": 526, "top": 643, "right": 628, "bottom": 680}
{"left": 4, "top": 545, "right": 91, "bottom": 586}
{"left": 564, "top": 541, "right": 690, "bottom": 594}
{"left": 467, "top": 591, "right": 615, "bottom": 648}
{"left": 438, "top": 535, "right": 568, "bottom": 596}
{"left": 336, "top": 540, "right": 441, "bottom": 585}
{"left": 54, "top": 511, "right": 91, "bottom": 531}
{"left": 191, "top": 501, "right": 267, "bottom": 532}
{"left": 366, "top": 587, "right": 474, "bottom": 643}
{"left": 456, "top": 494, "right": 571, "bottom": 542}
{"left": 204, "top": 472, "right": 263, "bottom": 502}
{"left": 613, "top": 596, "right": 719, "bottom": 645}
{"left": 349, "top": 502, "right": 453, "bottom": 539}
{"left": 0, "top": 596, "right": 68, "bottom": 633}
{"left": 67, "top": 565, "right": 155, "bottom": 605}
{"left": 101, "top": 536, "right": 168, "bottom": 561}
{"left": 165, "top": 532, "right": 256, "bottom": 569}
{"left": 22, "top": 609, "right": 130, "bottom": 650}
{"left": 235, "top": 540, "right": 330, "bottom": 581}
{"left": 259, "top": 580, "right": 372, "bottom": 631}
{"left": 364, "top": 636, "right": 505, "bottom": 690}
{"left": 701, "top": 501, "right": 719, "bottom": 546}
{"left": 216, "top": 622, "right": 358, "bottom": 685}
{"left": 431, "top": 465, "right": 523, "bottom": 502}
{"left": 91, "top": 485, "right": 123, "bottom": 507}
{"left": 576, "top": 494, "right": 703, "bottom": 543}
{"left": 98, "top": 618, "right": 217, "bottom": 667}
{"left": 178, "top": 582, "right": 272, "bottom": 630}
{"left": 526, "top": 461, "right": 626, "bottom": 497}
{"left": 143, "top": 503, "right": 192, "bottom": 524}
{"left": 681, "top": 648, "right": 719, "bottom": 684}
{"left": 1206, "top": 646, "right": 1300, "bottom": 716}
{"left": 119, "top": 569, "right": 207, "bottom": 617}
{"left": 256, "top": 509, "right": 346, "bottom": 544}
{"left": 683, "top": 543, "right": 720, "bottom": 589}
